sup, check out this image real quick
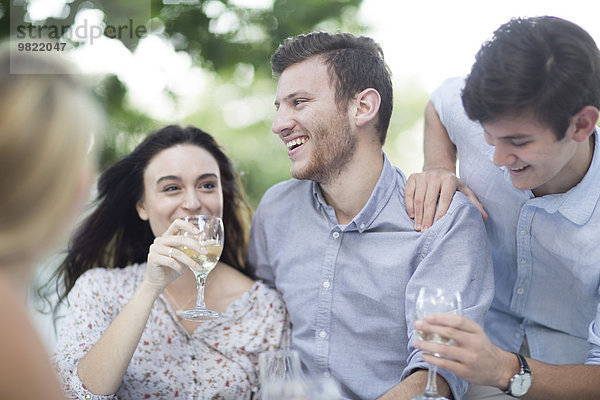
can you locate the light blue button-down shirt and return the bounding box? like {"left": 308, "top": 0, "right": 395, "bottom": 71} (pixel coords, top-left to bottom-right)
{"left": 248, "top": 154, "right": 494, "bottom": 399}
{"left": 431, "top": 76, "right": 600, "bottom": 365}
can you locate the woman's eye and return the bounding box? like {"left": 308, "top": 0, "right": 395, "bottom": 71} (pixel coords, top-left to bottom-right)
{"left": 294, "top": 99, "right": 306, "bottom": 106}
{"left": 163, "top": 185, "right": 179, "bottom": 192}
{"left": 200, "top": 182, "right": 216, "bottom": 190}
{"left": 512, "top": 141, "right": 530, "bottom": 147}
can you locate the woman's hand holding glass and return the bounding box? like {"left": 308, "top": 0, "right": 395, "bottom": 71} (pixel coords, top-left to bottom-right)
{"left": 143, "top": 218, "right": 205, "bottom": 293}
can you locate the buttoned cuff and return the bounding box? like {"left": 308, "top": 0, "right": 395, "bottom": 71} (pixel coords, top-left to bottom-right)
{"left": 586, "top": 321, "right": 600, "bottom": 365}
{"left": 402, "top": 359, "right": 468, "bottom": 400}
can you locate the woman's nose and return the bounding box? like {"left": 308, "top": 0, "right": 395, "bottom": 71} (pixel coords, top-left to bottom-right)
{"left": 182, "top": 190, "right": 202, "bottom": 211}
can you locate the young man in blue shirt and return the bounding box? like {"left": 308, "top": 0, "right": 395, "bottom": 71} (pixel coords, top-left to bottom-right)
{"left": 406, "top": 16, "right": 600, "bottom": 399}
{"left": 249, "top": 32, "right": 494, "bottom": 399}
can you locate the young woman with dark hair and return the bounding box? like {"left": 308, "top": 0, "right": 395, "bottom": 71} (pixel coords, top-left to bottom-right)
{"left": 52, "top": 125, "right": 288, "bottom": 399}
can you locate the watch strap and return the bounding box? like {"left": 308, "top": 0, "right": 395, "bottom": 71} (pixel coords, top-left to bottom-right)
{"left": 515, "top": 352, "right": 531, "bottom": 374}
{"left": 502, "top": 352, "right": 531, "bottom": 396}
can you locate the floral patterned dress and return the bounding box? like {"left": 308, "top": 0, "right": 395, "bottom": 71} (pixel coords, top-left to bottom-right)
{"left": 53, "top": 264, "right": 288, "bottom": 400}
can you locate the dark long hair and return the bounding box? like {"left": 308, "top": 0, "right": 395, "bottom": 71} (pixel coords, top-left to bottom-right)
{"left": 47, "top": 125, "right": 252, "bottom": 314}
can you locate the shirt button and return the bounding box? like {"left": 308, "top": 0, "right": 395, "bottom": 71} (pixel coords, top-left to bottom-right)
{"left": 319, "top": 330, "right": 327, "bottom": 338}
{"left": 517, "top": 287, "right": 525, "bottom": 295}
{"left": 85, "top": 395, "right": 91, "bottom": 400}
{"left": 332, "top": 232, "right": 340, "bottom": 239}
{"left": 322, "top": 280, "right": 331, "bottom": 289}
{"left": 360, "top": 223, "right": 365, "bottom": 230}
{"left": 515, "top": 332, "right": 521, "bottom": 339}
{"left": 520, "top": 259, "right": 527, "bottom": 264}
{"left": 520, "top": 230, "right": 527, "bottom": 235}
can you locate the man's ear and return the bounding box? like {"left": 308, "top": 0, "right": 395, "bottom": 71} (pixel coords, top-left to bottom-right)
{"left": 572, "top": 105, "right": 599, "bottom": 142}
{"left": 136, "top": 198, "right": 149, "bottom": 221}
{"left": 353, "top": 88, "right": 381, "bottom": 128}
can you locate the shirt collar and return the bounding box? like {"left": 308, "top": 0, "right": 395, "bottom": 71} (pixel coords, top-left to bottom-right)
{"left": 311, "top": 153, "right": 398, "bottom": 232}
{"left": 545, "top": 128, "right": 600, "bottom": 225}
{"left": 490, "top": 129, "right": 600, "bottom": 225}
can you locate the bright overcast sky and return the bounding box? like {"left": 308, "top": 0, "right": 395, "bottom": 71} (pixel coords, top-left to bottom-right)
{"left": 61, "top": 0, "right": 600, "bottom": 120}
{"left": 360, "top": 0, "right": 600, "bottom": 92}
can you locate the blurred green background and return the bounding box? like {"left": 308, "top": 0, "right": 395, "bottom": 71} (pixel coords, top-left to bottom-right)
{"left": 5, "top": 0, "right": 599, "bottom": 345}
{"left": 1, "top": 0, "right": 428, "bottom": 208}
{"left": 2, "top": 0, "right": 429, "bottom": 342}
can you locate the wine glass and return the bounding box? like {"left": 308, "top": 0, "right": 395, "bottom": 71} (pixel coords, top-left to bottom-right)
{"left": 259, "top": 350, "right": 302, "bottom": 385}
{"left": 259, "top": 350, "right": 342, "bottom": 400}
{"left": 261, "top": 378, "right": 342, "bottom": 400}
{"left": 178, "top": 215, "right": 224, "bottom": 321}
{"left": 410, "top": 287, "right": 462, "bottom": 400}
{"left": 259, "top": 350, "right": 303, "bottom": 400}
{"left": 298, "top": 377, "right": 342, "bottom": 400}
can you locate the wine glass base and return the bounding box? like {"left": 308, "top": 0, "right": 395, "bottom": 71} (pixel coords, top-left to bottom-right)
{"left": 178, "top": 308, "right": 220, "bottom": 321}
{"left": 409, "top": 393, "right": 450, "bottom": 400}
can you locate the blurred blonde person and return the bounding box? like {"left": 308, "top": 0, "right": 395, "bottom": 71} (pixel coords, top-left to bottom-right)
{"left": 0, "top": 46, "right": 101, "bottom": 399}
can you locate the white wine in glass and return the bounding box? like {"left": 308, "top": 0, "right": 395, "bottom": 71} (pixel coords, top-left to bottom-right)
{"left": 179, "top": 243, "right": 224, "bottom": 276}
{"left": 178, "top": 215, "right": 224, "bottom": 321}
{"left": 410, "top": 287, "right": 462, "bottom": 400}
{"left": 416, "top": 332, "right": 452, "bottom": 346}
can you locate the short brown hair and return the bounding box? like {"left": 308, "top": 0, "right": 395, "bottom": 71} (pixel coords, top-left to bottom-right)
{"left": 271, "top": 32, "right": 393, "bottom": 144}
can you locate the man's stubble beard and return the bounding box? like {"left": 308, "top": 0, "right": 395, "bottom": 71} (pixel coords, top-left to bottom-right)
{"left": 291, "top": 115, "right": 356, "bottom": 185}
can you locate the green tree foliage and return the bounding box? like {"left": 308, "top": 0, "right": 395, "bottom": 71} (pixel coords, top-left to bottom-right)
{"left": 1, "top": 0, "right": 428, "bottom": 207}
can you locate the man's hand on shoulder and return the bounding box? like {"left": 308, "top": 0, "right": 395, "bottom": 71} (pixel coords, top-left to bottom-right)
{"left": 405, "top": 169, "right": 488, "bottom": 231}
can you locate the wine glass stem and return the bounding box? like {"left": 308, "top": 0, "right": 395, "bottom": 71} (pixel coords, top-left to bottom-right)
{"left": 425, "top": 364, "right": 439, "bottom": 395}
{"left": 195, "top": 274, "right": 207, "bottom": 309}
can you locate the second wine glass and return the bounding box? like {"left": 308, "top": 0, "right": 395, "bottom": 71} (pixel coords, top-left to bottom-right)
{"left": 178, "top": 215, "right": 224, "bottom": 321}
{"left": 258, "top": 350, "right": 342, "bottom": 400}
{"left": 410, "top": 287, "right": 462, "bottom": 400}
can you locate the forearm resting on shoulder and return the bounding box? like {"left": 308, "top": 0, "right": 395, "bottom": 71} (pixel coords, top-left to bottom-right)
{"left": 377, "top": 369, "right": 453, "bottom": 400}
{"left": 404, "top": 101, "right": 464, "bottom": 230}
{"left": 423, "top": 101, "right": 457, "bottom": 172}
{"left": 406, "top": 101, "right": 488, "bottom": 225}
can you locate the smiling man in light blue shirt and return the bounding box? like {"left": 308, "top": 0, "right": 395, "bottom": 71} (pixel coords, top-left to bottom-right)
{"left": 248, "top": 32, "right": 494, "bottom": 400}
{"left": 406, "top": 16, "right": 600, "bottom": 399}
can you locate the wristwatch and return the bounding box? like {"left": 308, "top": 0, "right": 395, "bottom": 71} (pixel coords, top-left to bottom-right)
{"left": 502, "top": 352, "right": 532, "bottom": 397}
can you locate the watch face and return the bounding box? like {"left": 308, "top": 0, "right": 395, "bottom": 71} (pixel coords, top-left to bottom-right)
{"left": 511, "top": 373, "right": 532, "bottom": 397}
